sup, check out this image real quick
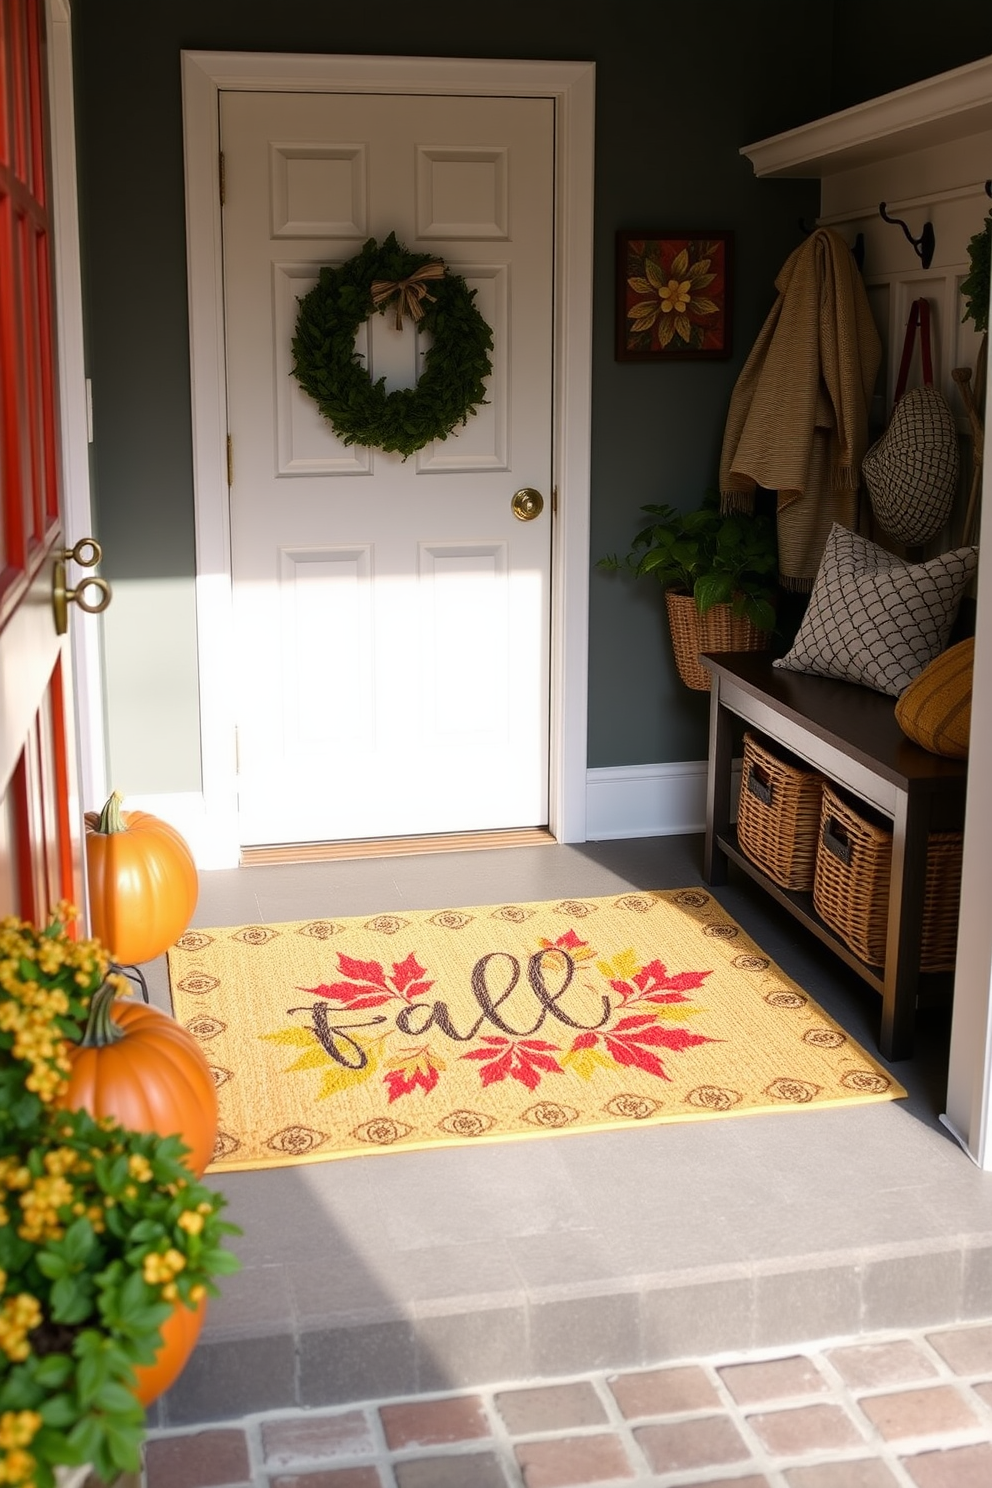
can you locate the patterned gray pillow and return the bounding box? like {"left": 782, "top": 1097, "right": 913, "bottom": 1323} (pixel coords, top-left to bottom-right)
{"left": 773, "top": 524, "right": 978, "bottom": 697}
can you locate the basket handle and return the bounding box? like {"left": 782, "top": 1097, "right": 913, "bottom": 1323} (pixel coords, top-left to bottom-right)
{"left": 821, "top": 817, "right": 852, "bottom": 866}
{"left": 746, "top": 764, "right": 773, "bottom": 807}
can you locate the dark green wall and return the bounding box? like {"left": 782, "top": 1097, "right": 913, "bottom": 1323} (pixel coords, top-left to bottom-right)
{"left": 829, "top": 0, "right": 992, "bottom": 112}
{"left": 69, "top": 2, "right": 992, "bottom": 777}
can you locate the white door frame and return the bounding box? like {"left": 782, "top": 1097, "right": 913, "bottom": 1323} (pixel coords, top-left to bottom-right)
{"left": 180, "top": 50, "right": 595, "bottom": 867}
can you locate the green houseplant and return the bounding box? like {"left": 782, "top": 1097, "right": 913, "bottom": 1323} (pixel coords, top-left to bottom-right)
{"left": 960, "top": 211, "right": 990, "bottom": 338}
{"left": 598, "top": 492, "right": 778, "bottom": 690}
{"left": 0, "top": 906, "right": 240, "bottom": 1488}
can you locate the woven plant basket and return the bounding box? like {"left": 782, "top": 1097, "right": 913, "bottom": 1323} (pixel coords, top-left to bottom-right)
{"left": 812, "top": 783, "right": 963, "bottom": 971}
{"left": 736, "top": 732, "right": 825, "bottom": 891}
{"left": 664, "top": 590, "right": 772, "bottom": 692}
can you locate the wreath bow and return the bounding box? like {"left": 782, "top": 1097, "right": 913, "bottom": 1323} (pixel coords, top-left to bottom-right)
{"left": 370, "top": 261, "right": 446, "bottom": 330}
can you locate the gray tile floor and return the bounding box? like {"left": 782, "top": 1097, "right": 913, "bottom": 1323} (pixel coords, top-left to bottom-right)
{"left": 142, "top": 834, "right": 992, "bottom": 1430}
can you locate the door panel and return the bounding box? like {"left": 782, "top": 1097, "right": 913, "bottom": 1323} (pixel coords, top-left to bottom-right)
{"left": 221, "top": 91, "right": 554, "bottom": 846}
{"left": 0, "top": 0, "right": 81, "bottom": 920}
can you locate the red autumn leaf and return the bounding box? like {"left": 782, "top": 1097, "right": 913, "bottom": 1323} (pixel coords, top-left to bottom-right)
{"left": 336, "top": 953, "right": 389, "bottom": 987}
{"left": 573, "top": 1012, "right": 715, "bottom": 1081}
{"left": 383, "top": 1062, "right": 441, "bottom": 1101}
{"left": 610, "top": 958, "right": 711, "bottom": 1007}
{"left": 461, "top": 1036, "right": 563, "bottom": 1091}
{"left": 300, "top": 982, "right": 394, "bottom": 1009}
{"left": 601, "top": 1018, "right": 714, "bottom": 1081}
{"left": 301, "top": 949, "right": 434, "bottom": 1010}
{"left": 479, "top": 1049, "right": 516, "bottom": 1086}
{"left": 391, "top": 952, "right": 433, "bottom": 999}
{"left": 634, "top": 958, "right": 711, "bottom": 997}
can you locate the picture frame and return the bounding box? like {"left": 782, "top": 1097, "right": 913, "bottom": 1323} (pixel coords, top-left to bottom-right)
{"left": 616, "top": 230, "right": 733, "bottom": 361}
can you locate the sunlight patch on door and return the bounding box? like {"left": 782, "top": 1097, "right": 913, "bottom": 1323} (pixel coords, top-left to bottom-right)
{"left": 278, "top": 547, "right": 374, "bottom": 755}
{"left": 419, "top": 543, "right": 508, "bottom": 744}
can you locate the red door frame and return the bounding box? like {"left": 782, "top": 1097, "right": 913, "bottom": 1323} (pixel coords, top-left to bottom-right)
{"left": 0, "top": 0, "right": 81, "bottom": 922}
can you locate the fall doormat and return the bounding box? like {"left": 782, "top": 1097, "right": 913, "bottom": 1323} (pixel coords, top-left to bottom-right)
{"left": 166, "top": 888, "right": 906, "bottom": 1173}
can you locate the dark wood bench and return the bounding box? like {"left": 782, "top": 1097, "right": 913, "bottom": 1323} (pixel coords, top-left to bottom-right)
{"left": 701, "top": 651, "right": 967, "bottom": 1060}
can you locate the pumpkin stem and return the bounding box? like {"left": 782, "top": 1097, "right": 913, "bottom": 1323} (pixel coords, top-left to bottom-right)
{"left": 81, "top": 979, "right": 127, "bottom": 1047}
{"left": 96, "top": 789, "right": 127, "bottom": 834}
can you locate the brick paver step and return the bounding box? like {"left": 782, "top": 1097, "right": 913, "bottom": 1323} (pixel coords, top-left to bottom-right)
{"left": 142, "top": 1319, "right": 992, "bottom": 1488}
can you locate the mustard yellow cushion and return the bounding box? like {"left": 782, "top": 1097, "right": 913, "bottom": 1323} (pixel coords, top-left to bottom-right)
{"left": 895, "top": 636, "right": 973, "bottom": 758}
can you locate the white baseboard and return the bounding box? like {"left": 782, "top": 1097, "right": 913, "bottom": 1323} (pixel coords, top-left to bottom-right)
{"left": 584, "top": 761, "right": 708, "bottom": 840}
{"left": 122, "top": 762, "right": 730, "bottom": 869}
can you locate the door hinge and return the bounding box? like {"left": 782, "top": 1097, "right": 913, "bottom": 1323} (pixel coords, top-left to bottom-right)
{"left": 552, "top": 485, "right": 559, "bottom": 515}
{"left": 219, "top": 151, "right": 226, "bottom": 207}
{"left": 227, "top": 434, "right": 233, "bottom": 487}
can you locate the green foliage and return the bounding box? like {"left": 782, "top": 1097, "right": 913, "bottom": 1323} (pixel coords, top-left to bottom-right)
{"left": 960, "top": 213, "right": 991, "bottom": 336}
{"left": 598, "top": 492, "right": 778, "bottom": 631}
{"left": 0, "top": 912, "right": 241, "bottom": 1487}
{"left": 291, "top": 232, "right": 494, "bottom": 459}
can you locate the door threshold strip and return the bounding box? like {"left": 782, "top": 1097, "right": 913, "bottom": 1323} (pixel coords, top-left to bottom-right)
{"left": 239, "top": 827, "right": 557, "bottom": 866}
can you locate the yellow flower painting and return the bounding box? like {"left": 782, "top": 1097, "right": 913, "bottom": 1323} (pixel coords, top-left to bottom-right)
{"left": 617, "top": 232, "right": 732, "bottom": 359}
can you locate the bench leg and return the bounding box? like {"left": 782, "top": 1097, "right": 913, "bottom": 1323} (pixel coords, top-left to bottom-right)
{"left": 703, "top": 680, "right": 733, "bottom": 885}
{"left": 879, "top": 789, "right": 928, "bottom": 1061}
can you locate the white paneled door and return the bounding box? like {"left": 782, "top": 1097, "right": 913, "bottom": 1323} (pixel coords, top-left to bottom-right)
{"left": 221, "top": 92, "right": 554, "bottom": 846}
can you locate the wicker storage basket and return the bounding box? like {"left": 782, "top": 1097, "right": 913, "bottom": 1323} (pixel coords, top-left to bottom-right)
{"left": 736, "top": 732, "right": 825, "bottom": 891}
{"left": 812, "top": 782, "right": 963, "bottom": 970}
{"left": 664, "top": 590, "right": 773, "bottom": 692}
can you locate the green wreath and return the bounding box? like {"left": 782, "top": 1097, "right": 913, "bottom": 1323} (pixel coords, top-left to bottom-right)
{"left": 291, "top": 232, "right": 494, "bottom": 459}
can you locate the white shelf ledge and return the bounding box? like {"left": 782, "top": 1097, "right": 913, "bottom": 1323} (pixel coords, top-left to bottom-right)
{"left": 741, "top": 53, "right": 992, "bottom": 178}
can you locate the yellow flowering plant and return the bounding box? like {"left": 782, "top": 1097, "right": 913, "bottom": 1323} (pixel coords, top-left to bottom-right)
{"left": 0, "top": 907, "right": 240, "bottom": 1488}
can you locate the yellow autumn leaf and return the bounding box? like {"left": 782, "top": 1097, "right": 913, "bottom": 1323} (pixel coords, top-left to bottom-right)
{"left": 670, "top": 248, "right": 690, "bottom": 277}
{"left": 316, "top": 1058, "right": 379, "bottom": 1100}
{"left": 562, "top": 1045, "right": 614, "bottom": 1080}
{"left": 657, "top": 316, "right": 676, "bottom": 348}
{"left": 261, "top": 1027, "right": 318, "bottom": 1047}
{"left": 691, "top": 297, "right": 719, "bottom": 316}
{"left": 674, "top": 314, "right": 692, "bottom": 342}
{"left": 688, "top": 258, "right": 712, "bottom": 281}
{"left": 385, "top": 1051, "right": 447, "bottom": 1073}
{"left": 284, "top": 1047, "right": 333, "bottom": 1073}
{"left": 596, "top": 948, "right": 640, "bottom": 982}
{"left": 627, "top": 275, "right": 655, "bottom": 294}
{"left": 627, "top": 299, "right": 659, "bottom": 321}
{"left": 690, "top": 272, "right": 716, "bottom": 289}
{"left": 654, "top": 1003, "right": 706, "bottom": 1022}
{"left": 645, "top": 259, "right": 667, "bottom": 290}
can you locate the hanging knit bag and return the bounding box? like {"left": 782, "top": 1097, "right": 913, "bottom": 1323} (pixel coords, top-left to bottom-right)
{"left": 861, "top": 298, "right": 959, "bottom": 545}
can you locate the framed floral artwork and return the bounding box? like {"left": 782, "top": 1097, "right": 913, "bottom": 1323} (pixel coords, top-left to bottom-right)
{"left": 616, "top": 231, "right": 733, "bottom": 361}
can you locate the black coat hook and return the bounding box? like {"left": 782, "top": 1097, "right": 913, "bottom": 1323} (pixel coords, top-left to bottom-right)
{"left": 985, "top": 179, "right": 991, "bottom": 198}
{"left": 878, "top": 202, "right": 935, "bottom": 269}
{"left": 797, "top": 220, "right": 865, "bottom": 271}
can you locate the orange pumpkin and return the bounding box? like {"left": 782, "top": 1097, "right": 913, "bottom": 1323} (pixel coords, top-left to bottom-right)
{"left": 61, "top": 982, "right": 219, "bottom": 1177}
{"left": 133, "top": 1294, "right": 207, "bottom": 1406}
{"left": 85, "top": 790, "right": 198, "bottom": 965}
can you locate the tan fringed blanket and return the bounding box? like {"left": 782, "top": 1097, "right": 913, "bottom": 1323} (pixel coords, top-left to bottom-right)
{"left": 719, "top": 227, "right": 881, "bottom": 587}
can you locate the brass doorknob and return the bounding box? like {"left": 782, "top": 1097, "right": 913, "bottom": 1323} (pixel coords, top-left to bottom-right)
{"left": 511, "top": 487, "right": 544, "bottom": 521}
{"left": 52, "top": 537, "right": 112, "bottom": 635}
